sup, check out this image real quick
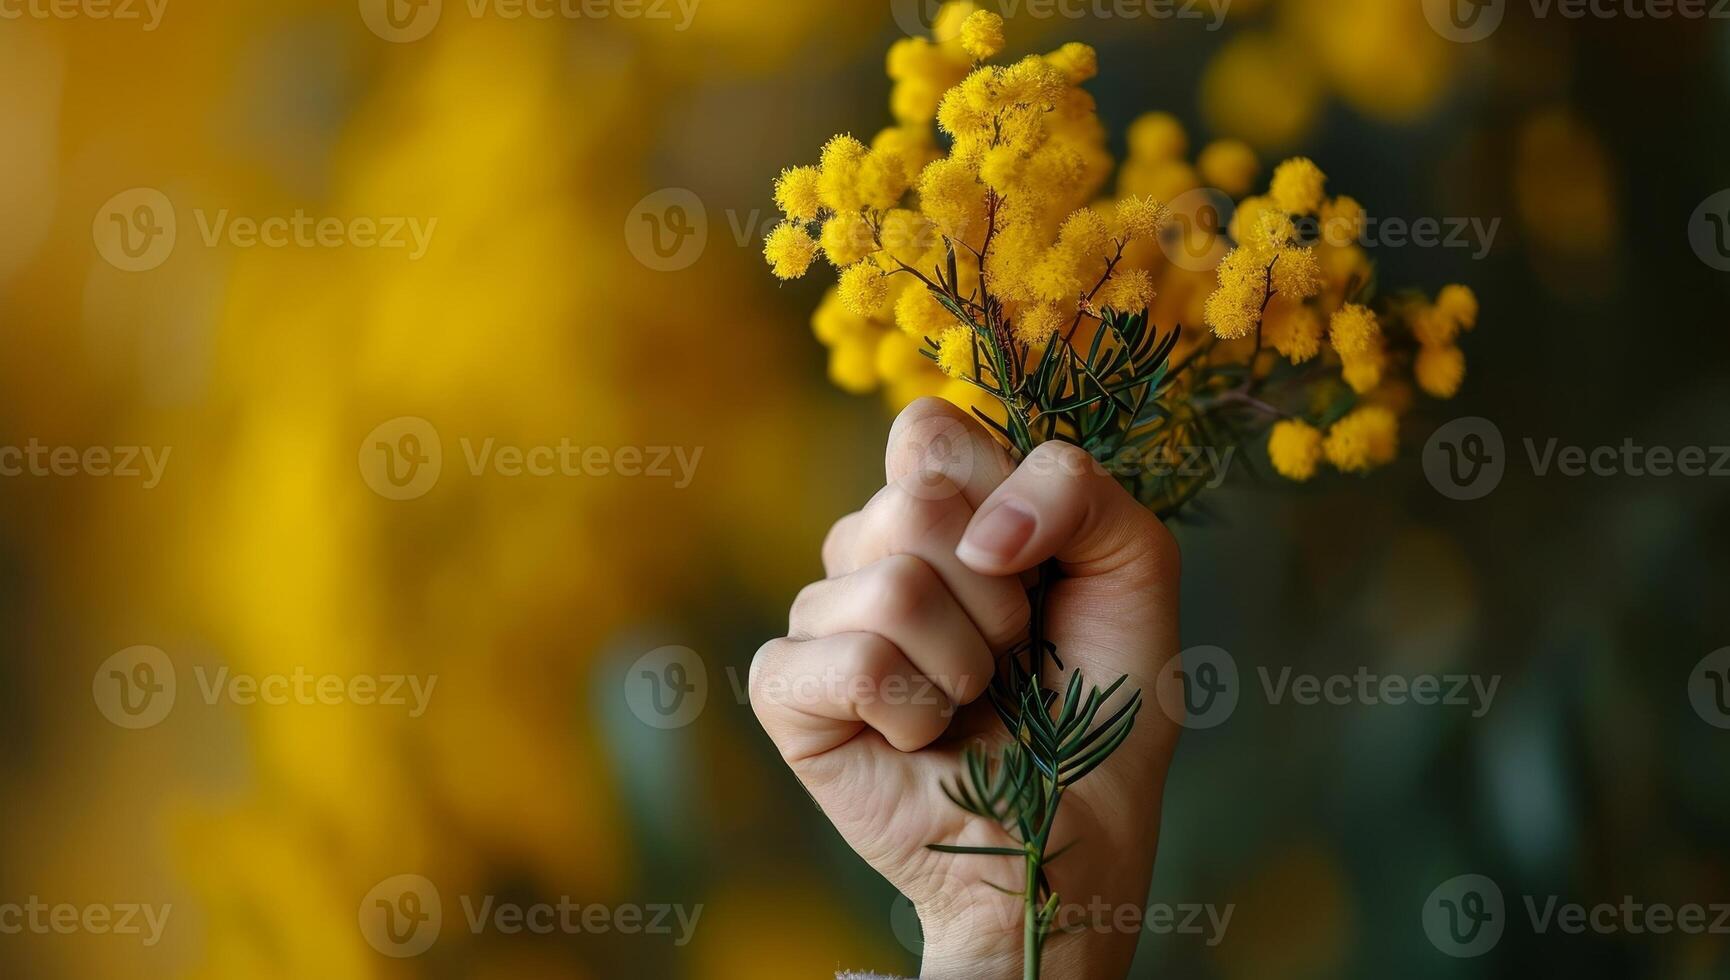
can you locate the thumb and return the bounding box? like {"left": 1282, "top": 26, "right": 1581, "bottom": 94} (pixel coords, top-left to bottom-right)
{"left": 954, "top": 441, "right": 1178, "bottom": 585}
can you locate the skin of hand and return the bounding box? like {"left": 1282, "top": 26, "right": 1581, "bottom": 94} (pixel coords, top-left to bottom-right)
{"left": 750, "top": 398, "right": 1183, "bottom": 979}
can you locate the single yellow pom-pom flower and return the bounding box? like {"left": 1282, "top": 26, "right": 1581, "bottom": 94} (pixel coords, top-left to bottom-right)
{"left": 1028, "top": 244, "right": 1086, "bottom": 303}
{"left": 837, "top": 261, "right": 889, "bottom": 316}
{"left": 764, "top": 221, "right": 818, "bottom": 280}
{"left": 918, "top": 156, "right": 987, "bottom": 240}
{"left": 828, "top": 337, "right": 880, "bottom": 394}
{"left": 858, "top": 150, "right": 910, "bottom": 210}
{"left": 1409, "top": 304, "right": 1457, "bottom": 347}
{"left": 821, "top": 211, "right": 877, "bottom": 267}
{"left": 895, "top": 285, "right": 956, "bottom": 337}
{"left": 1045, "top": 41, "right": 1097, "bottom": 84}
{"left": 1269, "top": 157, "right": 1327, "bottom": 215}
{"left": 818, "top": 134, "right": 870, "bottom": 212}
{"left": 1197, "top": 139, "right": 1260, "bottom": 198}
{"left": 1116, "top": 195, "right": 1172, "bottom": 240}
{"left": 1436, "top": 284, "right": 1479, "bottom": 331}
{"left": 1267, "top": 420, "right": 1324, "bottom": 482}
{"left": 1319, "top": 195, "right": 1366, "bottom": 246}
{"left": 1323, "top": 406, "right": 1398, "bottom": 473}
{"left": 1096, "top": 267, "right": 1155, "bottom": 314}
{"left": 1204, "top": 281, "right": 1258, "bottom": 340}
{"left": 1264, "top": 300, "right": 1323, "bottom": 363}
{"left": 1013, "top": 302, "right": 1065, "bottom": 347}
{"left": 1329, "top": 303, "right": 1380, "bottom": 358}
{"left": 811, "top": 288, "right": 868, "bottom": 346}
{"left": 1126, "top": 112, "right": 1188, "bottom": 163}
{"left": 1414, "top": 343, "right": 1466, "bottom": 399}
{"left": 1340, "top": 348, "right": 1383, "bottom": 394}
{"left": 959, "top": 10, "right": 1005, "bottom": 60}
{"left": 935, "top": 325, "right": 977, "bottom": 377}
{"left": 1229, "top": 195, "right": 1277, "bottom": 247}
{"left": 1272, "top": 245, "right": 1321, "bottom": 299}
{"left": 1059, "top": 207, "right": 1113, "bottom": 258}
{"left": 774, "top": 166, "right": 823, "bottom": 222}
{"left": 1247, "top": 209, "right": 1298, "bottom": 255}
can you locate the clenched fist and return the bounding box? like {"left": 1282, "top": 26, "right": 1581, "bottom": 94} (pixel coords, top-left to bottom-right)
{"left": 751, "top": 398, "right": 1184, "bottom": 979}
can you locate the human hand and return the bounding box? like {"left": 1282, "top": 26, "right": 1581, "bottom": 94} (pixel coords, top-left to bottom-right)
{"left": 750, "top": 398, "right": 1183, "bottom": 979}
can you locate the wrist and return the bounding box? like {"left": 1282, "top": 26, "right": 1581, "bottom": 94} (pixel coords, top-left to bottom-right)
{"left": 918, "top": 924, "right": 1134, "bottom": 980}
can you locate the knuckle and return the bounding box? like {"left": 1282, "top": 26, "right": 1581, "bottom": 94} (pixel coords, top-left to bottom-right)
{"left": 980, "top": 588, "right": 1033, "bottom": 650}
{"left": 864, "top": 553, "right": 942, "bottom": 623}
{"left": 787, "top": 580, "right": 827, "bottom": 633}
{"left": 820, "top": 513, "right": 860, "bottom": 573}
{"left": 1122, "top": 507, "right": 1182, "bottom": 585}
{"left": 867, "top": 482, "right": 968, "bottom": 546}
{"left": 836, "top": 632, "right": 899, "bottom": 688}
{"left": 1026, "top": 440, "right": 1103, "bottom": 485}
{"left": 747, "top": 637, "right": 789, "bottom": 711}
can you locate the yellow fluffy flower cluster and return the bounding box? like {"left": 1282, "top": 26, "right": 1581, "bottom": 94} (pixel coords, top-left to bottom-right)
{"left": 1192, "top": 158, "right": 1480, "bottom": 481}
{"left": 765, "top": 2, "right": 1177, "bottom": 411}
{"left": 767, "top": 2, "right": 1480, "bottom": 491}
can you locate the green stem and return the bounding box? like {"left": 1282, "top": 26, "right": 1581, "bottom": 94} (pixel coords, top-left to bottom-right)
{"left": 1023, "top": 845, "right": 1040, "bottom": 980}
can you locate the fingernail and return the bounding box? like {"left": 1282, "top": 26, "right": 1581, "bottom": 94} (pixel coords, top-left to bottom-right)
{"left": 958, "top": 501, "right": 1035, "bottom": 566}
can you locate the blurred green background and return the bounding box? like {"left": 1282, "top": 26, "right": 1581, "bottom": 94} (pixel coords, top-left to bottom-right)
{"left": 1, "top": 1, "right": 1727, "bottom": 977}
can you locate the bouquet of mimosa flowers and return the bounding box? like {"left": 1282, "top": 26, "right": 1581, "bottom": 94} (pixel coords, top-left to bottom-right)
{"left": 762, "top": 3, "right": 1480, "bottom": 975}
